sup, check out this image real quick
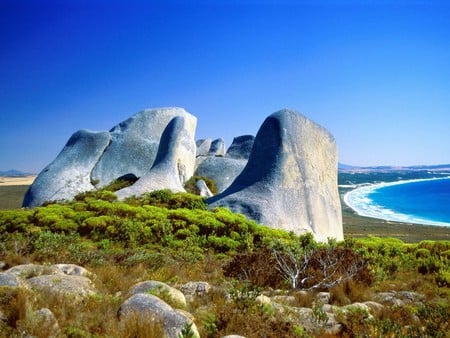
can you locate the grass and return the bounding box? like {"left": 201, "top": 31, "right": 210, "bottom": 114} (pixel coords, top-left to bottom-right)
{"left": 0, "top": 185, "right": 28, "bottom": 210}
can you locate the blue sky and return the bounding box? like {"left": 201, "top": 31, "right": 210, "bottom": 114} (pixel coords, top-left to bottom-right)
{"left": 1, "top": 0, "right": 449, "bottom": 173}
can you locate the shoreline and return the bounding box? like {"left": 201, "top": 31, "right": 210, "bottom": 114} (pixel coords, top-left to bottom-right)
{"left": 0, "top": 175, "right": 36, "bottom": 186}
{"left": 343, "top": 177, "right": 450, "bottom": 228}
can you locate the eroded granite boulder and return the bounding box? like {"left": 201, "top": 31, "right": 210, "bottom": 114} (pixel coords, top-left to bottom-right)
{"left": 23, "top": 107, "right": 196, "bottom": 207}
{"left": 23, "top": 130, "right": 111, "bottom": 207}
{"left": 208, "top": 109, "right": 343, "bottom": 241}
{"left": 226, "top": 135, "right": 254, "bottom": 159}
{"left": 194, "top": 135, "right": 254, "bottom": 193}
{"left": 116, "top": 115, "right": 196, "bottom": 199}
{"left": 91, "top": 107, "right": 196, "bottom": 186}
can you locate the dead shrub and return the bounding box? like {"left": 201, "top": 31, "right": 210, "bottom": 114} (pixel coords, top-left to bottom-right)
{"left": 223, "top": 247, "right": 283, "bottom": 288}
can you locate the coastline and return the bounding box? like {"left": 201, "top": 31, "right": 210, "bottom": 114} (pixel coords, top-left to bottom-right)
{"left": 343, "top": 177, "right": 450, "bottom": 228}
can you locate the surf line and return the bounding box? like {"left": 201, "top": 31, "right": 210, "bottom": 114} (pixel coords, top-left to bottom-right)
{"left": 344, "top": 176, "right": 450, "bottom": 227}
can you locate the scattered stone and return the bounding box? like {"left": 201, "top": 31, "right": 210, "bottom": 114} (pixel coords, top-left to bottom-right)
{"left": 53, "top": 264, "right": 92, "bottom": 277}
{"left": 180, "top": 281, "right": 211, "bottom": 299}
{"left": 373, "top": 291, "right": 405, "bottom": 306}
{"left": 225, "top": 135, "right": 255, "bottom": 159}
{"left": 27, "top": 275, "right": 96, "bottom": 299}
{"left": 195, "top": 179, "right": 214, "bottom": 197}
{"left": 118, "top": 293, "right": 199, "bottom": 338}
{"left": 315, "top": 292, "right": 331, "bottom": 305}
{"left": 208, "top": 138, "right": 226, "bottom": 156}
{"left": 207, "top": 109, "right": 343, "bottom": 241}
{"left": 5, "top": 264, "right": 61, "bottom": 278}
{"left": 397, "top": 291, "right": 425, "bottom": 303}
{"left": 271, "top": 295, "right": 297, "bottom": 307}
{"left": 33, "top": 308, "right": 60, "bottom": 337}
{"left": 128, "top": 280, "right": 187, "bottom": 310}
{"left": 342, "top": 302, "right": 371, "bottom": 314}
{"left": 363, "top": 301, "right": 384, "bottom": 315}
{"left": 0, "top": 273, "right": 22, "bottom": 287}
{"left": 255, "top": 294, "right": 272, "bottom": 306}
{"left": 196, "top": 139, "right": 213, "bottom": 157}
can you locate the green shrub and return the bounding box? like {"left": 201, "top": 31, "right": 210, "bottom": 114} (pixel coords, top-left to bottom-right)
{"left": 184, "top": 175, "right": 218, "bottom": 195}
{"left": 435, "top": 268, "right": 450, "bottom": 287}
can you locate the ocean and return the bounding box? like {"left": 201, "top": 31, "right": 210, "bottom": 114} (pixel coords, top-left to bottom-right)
{"left": 344, "top": 177, "right": 450, "bottom": 227}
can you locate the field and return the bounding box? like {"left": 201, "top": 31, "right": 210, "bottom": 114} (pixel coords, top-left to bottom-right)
{"left": 0, "top": 180, "right": 448, "bottom": 337}
{"left": 0, "top": 185, "right": 29, "bottom": 210}
{"left": 1, "top": 178, "right": 448, "bottom": 242}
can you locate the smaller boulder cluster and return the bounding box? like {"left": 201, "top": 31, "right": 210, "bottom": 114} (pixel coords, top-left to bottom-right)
{"left": 0, "top": 262, "right": 427, "bottom": 337}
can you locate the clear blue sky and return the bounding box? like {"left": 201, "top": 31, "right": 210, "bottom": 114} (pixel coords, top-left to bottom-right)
{"left": 1, "top": 0, "right": 449, "bottom": 173}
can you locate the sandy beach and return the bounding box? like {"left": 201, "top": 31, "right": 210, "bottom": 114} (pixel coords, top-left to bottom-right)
{"left": 0, "top": 176, "right": 36, "bottom": 186}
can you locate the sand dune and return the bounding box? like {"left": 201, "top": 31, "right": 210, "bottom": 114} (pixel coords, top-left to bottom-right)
{"left": 0, "top": 176, "right": 36, "bottom": 186}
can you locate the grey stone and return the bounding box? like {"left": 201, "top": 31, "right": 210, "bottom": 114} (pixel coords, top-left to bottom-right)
{"left": 5, "top": 264, "right": 61, "bottom": 278}
{"left": 208, "top": 138, "right": 226, "bottom": 156}
{"left": 92, "top": 107, "right": 196, "bottom": 187}
{"left": 27, "top": 275, "right": 96, "bottom": 299}
{"left": 118, "top": 293, "right": 199, "bottom": 338}
{"left": 316, "top": 292, "right": 331, "bottom": 305}
{"left": 255, "top": 294, "right": 272, "bottom": 306}
{"left": 271, "top": 295, "right": 297, "bottom": 306}
{"left": 363, "top": 301, "right": 384, "bottom": 315}
{"left": 33, "top": 308, "right": 60, "bottom": 337}
{"left": 222, "top": 335, "right": 247, "bottom": 338}
{"left": 373, "top": 292, "right": 405, "bottom": 307}
{"left": 397, "top": 291, "right": 425, "bottom": 303}
{"left": 342, "top": 302, "right": 371, "bottom": 314}
{"left": 116, "top": 115, "right": 196, "bottom": 199}
{"left": 195, "top": 156, "right": 248, "bottom": 193}
{"left": 128, "top": 280, "right": 187, "bottom": 309}
{"left": 0, "top": 273, "right": 21, "bottom": 287}
{"left": 195, "top": 179, "right": 214, "bottom": 197}
{"left": 23, "top": 130, "right": 111, "bottom": 207}
{"left": 226, "top": 135, "right": 254, "bottom": 159}
{"left": 180, "top": 281, "right": 211, "bottom": 299}
{"left": 196, "top": 139, "right": 212, "bottom": 157}
{"left": 52, "top": 264, "right": 92, "bottom": 277}
{"left": 208, "top": 109, "right": 343, "bottom": 241}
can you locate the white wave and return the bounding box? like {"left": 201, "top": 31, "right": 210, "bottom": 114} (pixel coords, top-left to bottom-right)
{"left": 339, "top": 183, "right": 372, "bottom": 189}
{"left": 344, "top": 177, "right": 450, "bottom": 227}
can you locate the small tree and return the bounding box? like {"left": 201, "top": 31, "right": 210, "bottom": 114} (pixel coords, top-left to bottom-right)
{"left": 273, "top": 239, "right": 367, "bottom": 290}
{"left": 272, "top": 245, "right": 311, "bottom": 289}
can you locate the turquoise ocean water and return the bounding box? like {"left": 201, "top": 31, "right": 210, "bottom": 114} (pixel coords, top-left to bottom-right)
{"left": 344, "top": 177, "right": 450, "bottom": 227}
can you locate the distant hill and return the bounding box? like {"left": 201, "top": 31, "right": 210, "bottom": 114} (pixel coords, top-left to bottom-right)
{"left": 0, "top": 169, "right": 34, "bottom": 176}
{"left": 338, "top": 163, "right": 450, "bottom": 172}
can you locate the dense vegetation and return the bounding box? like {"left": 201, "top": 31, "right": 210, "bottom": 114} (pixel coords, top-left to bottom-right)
{"left": 0, "top": 187, "right": 449, "bottom": 337}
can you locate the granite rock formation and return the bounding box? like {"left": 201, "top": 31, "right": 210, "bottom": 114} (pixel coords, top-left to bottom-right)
{"left": 23, "top": 108, "right": 196, "bottom": 207}
{"left": 116, "top": 115, "right": 196, "bottom": 199}
{"left": 194, "top": 136, "right": 254, "bottom": 193}
{"left": 91, "top": 107, "right": 196, "bottom": 186}
{"left": 23, "top": 130, "right": 111, "bottom": 208}
{"left": 22, "top": 106, "right": 343, "bottom": 241}
{"left": 208, "top": 109, "right": 343, "bottom": 241}
{"left": 225, "top": 135, "right": 255, "bottom": 159}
